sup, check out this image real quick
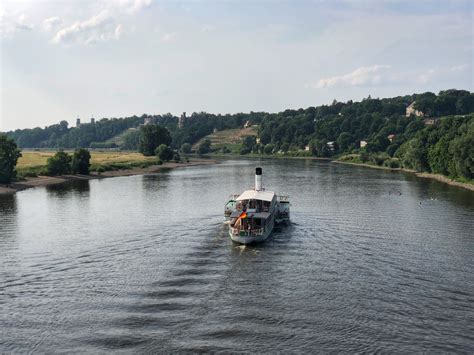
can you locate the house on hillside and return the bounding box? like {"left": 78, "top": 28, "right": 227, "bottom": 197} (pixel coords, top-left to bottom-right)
{"left": 406, "top": 102, "right": 424, "bottom": 117}
{"left": 327, "top": 141, "right": 335, "bottom": 151}
{"left": 360, "top": 140, "right": 368, "bottom": 148}
{"left": 387, "top": 134, "right": 395, "bottom": 143}
{"left": 244, "top": 120, "right": 251, "bottom": 128}
{"left": 423, "top": 118, "right": 440, "bottom": 126}
{"left": 305, "top": 145, "right": 310, "bottom": 151}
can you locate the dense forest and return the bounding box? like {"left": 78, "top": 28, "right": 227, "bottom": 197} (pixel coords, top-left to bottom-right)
{"left": 3, "top": 89, "right": 473, "bottom": 180}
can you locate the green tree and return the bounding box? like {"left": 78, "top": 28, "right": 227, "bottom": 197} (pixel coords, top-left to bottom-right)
{"left": 263, "top": 143, "right": 274, "bottom": 155}
{"left": 427, "top": 137, "right": 450, "bottom": 175}
{"left": 239, "top": 146, "right": 251, "bottom": 155}
{"left": 47, "top": 151, "right": 72, "bottom": 176}
{"left": 401, "top": 138, "right": 429, "bottom": 172}
{"left": 448, "top": 125, "right": 473, "bottom": 178}
{"left": 155, "top": 144, "right": 174, "bottom": 162}
{"left": 181, "top": 143, "right": 191, "bottom": 154}
{"left": 72, "top": 148, "right": 91, "bottom": 174}
{"left": 242, "top": 135, "right": 256, "bottom": 150}
{"left": 0, "top": 135, "right": 22, "bottom": 183}
{"left": 122, "top": 129, "right": 141, "bottom": 150}
{"left": 366, "top": 134, "right": 390, "bottom": 153}
{"left": 198, "top": 139, "right": 211, "bottom": 154}
{"left": 139, "top": 125, "right": 172, "bottom": 156}
{"left": 337, "top": 132, "right": 353, "bottom": 152}
{"left": 173, "top": 151, "right": 181, "bottom": 162}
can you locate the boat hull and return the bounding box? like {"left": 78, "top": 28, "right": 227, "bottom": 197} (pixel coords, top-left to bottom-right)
{"left": 229, "top": 215, "right": 275, "bottom": 244}
{"left": 229, "top": 227, "right": 272, "bottom": 244}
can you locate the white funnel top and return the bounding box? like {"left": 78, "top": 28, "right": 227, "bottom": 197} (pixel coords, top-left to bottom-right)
{"left": 255, "top": 167, "right": 262, "bottom": 191}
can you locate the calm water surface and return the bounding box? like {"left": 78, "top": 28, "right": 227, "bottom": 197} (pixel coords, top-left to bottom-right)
{"left": 1, "top": 159, "right": 473, "bottom": 352}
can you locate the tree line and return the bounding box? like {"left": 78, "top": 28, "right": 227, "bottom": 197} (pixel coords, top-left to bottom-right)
{"left": 2, "top": 89, "right": 473, "bottom": 182}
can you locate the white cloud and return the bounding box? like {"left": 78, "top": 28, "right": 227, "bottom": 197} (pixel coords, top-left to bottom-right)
{"left": 1, "top": 11, "right": 35, "bottom": 37}
{"left": 449, "top": 64, "right": 468, "bottom": 72}
{"left": 417, "top": 64, "right": 469, "bottom": 84}
{"left": 313, "top": 65, "right": 391, "bottom": 88}
{"left": 116, "top": 0, "right": 152, "bottom": 14}
{"left": 161, "top": 32, "right": 177, "bottom": 43}
{"left": 52, "top": 10, "right": 109, "bottom": 43}
{"left": 43, "top": 16, "right": 62, "bottom": 31}
{"left": 114, "top": 24, "right": 124, "bottom": 39}
{"left": 16, "top": 14, "right": 34, "bottom": 30}
{"left": 50, "top": 0, "right": 151, "bottom": 45}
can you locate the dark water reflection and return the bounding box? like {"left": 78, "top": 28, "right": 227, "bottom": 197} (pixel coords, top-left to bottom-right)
{"left": 0, "top": 159, "right": 473, "bottom": 353}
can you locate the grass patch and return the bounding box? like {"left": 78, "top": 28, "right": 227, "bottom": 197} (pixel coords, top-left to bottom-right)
{"left": 17, "top": 150, "right": 160, "bottom": 176}
{"left": 192, "top": 126, "right": 258, "bottom": 150}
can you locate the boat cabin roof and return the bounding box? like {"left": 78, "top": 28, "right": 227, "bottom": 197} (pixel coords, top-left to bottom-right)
{"left": 248, "top": 212, "right": 271, "bottom": 219}
{"left": 237, "top": 189, "right": 275, "bottom": 202}
{"left": 229, "top": 210, "right": 271, "bottom": 220}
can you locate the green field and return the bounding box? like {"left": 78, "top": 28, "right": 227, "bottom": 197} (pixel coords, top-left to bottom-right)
{"left": 17, "top": 150, "right": 158, "bottom": 177}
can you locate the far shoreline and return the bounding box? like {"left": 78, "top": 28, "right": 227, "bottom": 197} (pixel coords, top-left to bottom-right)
{"left": 0, "top": 158, "right": 217, "bottom": 195}
{"left": 210, "top": 153, "right": 474, "bottom": 192}
{"left": 333, "top": 160, "right": 474, "bottom": 192}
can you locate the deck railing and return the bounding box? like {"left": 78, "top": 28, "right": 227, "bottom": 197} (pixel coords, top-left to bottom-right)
{"left": 231, "top": 227, "right": 264, "bottom": 236}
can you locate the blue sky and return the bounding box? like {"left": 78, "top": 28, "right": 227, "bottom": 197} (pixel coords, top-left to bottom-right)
{"left": 1, "top": 0, "right": 472, "bottom": 131}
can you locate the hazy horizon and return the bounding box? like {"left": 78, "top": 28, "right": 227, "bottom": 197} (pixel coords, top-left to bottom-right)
{"left": 1, "top": 0, "right": 473, "bottom": 131}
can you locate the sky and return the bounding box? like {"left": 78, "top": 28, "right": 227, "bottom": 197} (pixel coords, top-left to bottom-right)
{"left": 0, "top": 0, "right": 473, "bottom": 131}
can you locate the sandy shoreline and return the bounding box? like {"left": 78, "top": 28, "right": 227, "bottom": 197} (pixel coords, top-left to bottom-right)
{"left": 334, "top": 160, "right": 474, "bottom": 192}
{"left": 0, "top": 159, "right": 217, "bottom": 195}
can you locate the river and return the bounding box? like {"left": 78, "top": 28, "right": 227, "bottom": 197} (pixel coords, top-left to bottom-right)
{"left": 1, "top": 159, "right": 473, "bottom": 352}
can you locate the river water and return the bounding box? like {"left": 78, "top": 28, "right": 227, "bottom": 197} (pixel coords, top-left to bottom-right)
{"left": 1, "top": 159, "right": 473, "bottom": 352}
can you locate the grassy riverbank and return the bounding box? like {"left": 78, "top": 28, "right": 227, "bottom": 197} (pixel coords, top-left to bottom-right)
{"left": 16, "top": 151, "right": 159, "bottom": 178}
{"left": 0, "top": 151, "right": 216, "bottom": 195}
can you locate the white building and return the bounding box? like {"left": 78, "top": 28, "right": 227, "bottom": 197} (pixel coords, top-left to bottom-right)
{"left": 406, "top": 102, "right": 424, "bottom": 117}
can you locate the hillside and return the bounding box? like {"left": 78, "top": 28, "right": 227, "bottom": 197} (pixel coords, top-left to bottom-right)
{"left": 192, "top": 126, "right": 258, "bottom": 151}
{"left": 3, "top": 89, "right": 473, "bottom": 181}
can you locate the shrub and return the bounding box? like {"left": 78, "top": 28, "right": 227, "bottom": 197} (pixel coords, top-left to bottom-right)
{"left": 0, "top": 135, "right": 22, "bottom": 183}
{"left": 384, "top": 158, "right": 401, "bottom": 169}
{"left": 181, "top": 143, "right": 191, "bottom": 154}
{"left": 72, "top": 148, "right": 91, "bottom": 174}
{"left": 239, "top": 146, "right": 251, "bottom": 155}
{"left": 173, "top": 152, "right": 181, "bottom": 162}
{"left": 90, "top": 142, "right": 118, "bottom": 149}
{"left": 155, "top": 144, "right": 174, "bottom": 161}
{"left": 197, "top": 139, "right": 211, "bottom": 155}
{"left": 47, "top": 151, "right": 72, "bottom": 176}
{"left": 263, "top": 144, "right": 274, "bottom": 155}
{"left": 360, "top": 151, "right": 370, "bottom": 162}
